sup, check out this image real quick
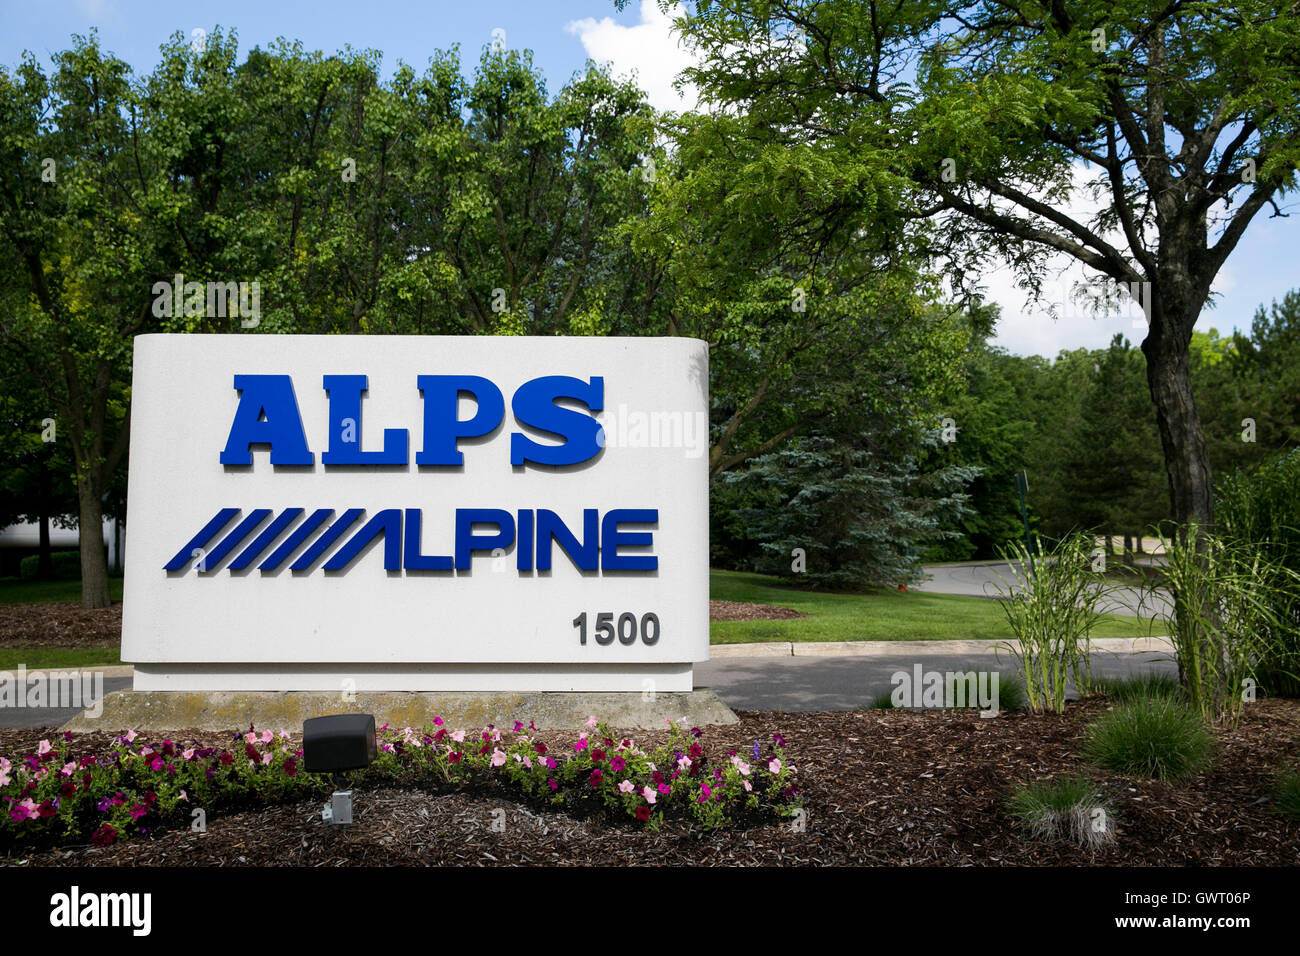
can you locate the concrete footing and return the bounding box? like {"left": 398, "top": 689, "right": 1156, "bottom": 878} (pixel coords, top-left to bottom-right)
{"left": 59, "top": 688, "right": 739, "bottom": 734}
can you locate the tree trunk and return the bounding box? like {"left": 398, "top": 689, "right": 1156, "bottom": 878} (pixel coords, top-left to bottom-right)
{"left": 77, "top": 482, "right": 111, "bottom": 608}
{"left": 1123, "top": 532, "right": 1135, "bottom": 567}
{"left": 1141, "top": 315, "right": 1214, "bottom": 535}
{"left": 37, "top": 513, "right": 52, "bottom": 580}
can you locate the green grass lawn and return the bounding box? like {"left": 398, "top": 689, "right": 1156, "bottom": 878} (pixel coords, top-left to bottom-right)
{"left": 0, "top": 648, "right": 124, "bottom": 670}
{"left": 0, "top": 571, "right": 1155, "bottom": 669}
{"left": 0, "top": 576, "right": 123, "bottom": 604}
{"left": 709, "top": 569, "right": 1158, "bottom": 644}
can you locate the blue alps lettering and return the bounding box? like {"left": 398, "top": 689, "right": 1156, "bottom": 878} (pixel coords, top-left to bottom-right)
{"left": 219, "top": 374, "right": 605, "bottom": 468}
{"left": 165, "top": 508, "right": 658, "bottom": 574}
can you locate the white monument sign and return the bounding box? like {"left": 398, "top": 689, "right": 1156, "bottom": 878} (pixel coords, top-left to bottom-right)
{"left": 121, "top": 335, "right": 709, "bottom": 692}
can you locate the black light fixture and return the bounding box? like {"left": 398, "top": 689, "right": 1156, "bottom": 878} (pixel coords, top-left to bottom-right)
{"left": 303, "top": 713, "right": 377, "bottom": 825}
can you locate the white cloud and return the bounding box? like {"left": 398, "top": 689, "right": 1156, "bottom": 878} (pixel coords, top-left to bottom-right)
{"left": 972, "top": 162, "right": 1152, "bottom": 356}
{"left": 566, "top": 0, "right": 698, "bottom": 113}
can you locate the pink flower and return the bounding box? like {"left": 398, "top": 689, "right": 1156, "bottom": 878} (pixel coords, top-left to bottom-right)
{"left": 261, "top": 753, "right": 273, "bottom": 765}
{"left": 491, "top": 749, "right": 507, "bottom": 767}
{"left": 642, "top": 786, "right": 657, "bottom": 804}
{"left": 244, "top": 732, "right": 257, "bottom": 745}
{"left": 278, "top": 730, "right": 291, "bottom": 741}
{"left": 738, "top": 762, "right": 751, "bottom": 776}
{"left": 60, "top": 761, "right": 77, "bottom": 777}
{"left": 586, "top": 716, "right": 598, "bottom": 729}
{"left": 657, "top": 783, "right": 671, "bottom": 796}
{"left": 37, "top": 740, "right": 52, "bottom": 756}
{"left": 123, "top": 730, "right": 138, "bottom": 743}
{"left": 260, "top": 730, "right": 274, "bottom": 744}
{"left": 0, "top": 757, "right": 10, "bottom": 788}
{"left": 698, "top": 783, "right": 712, "bottom": 804}
{"left": 544, "top": 757, "right": 557, "bottom": 770}
{"left": 522, "top": 756, "right": 532, "bottom": 770}
{"left": 768, "top": 758, "right": 782, "bottom": 774}
{"left": 33, "top": 767, "right": 47, "bottom": 781}
{"left": 512, "top": 721, "right": 523, "bottom": 733}
{"left": 179, "top": 790, "right": 189, "bottom": 802}
{"left": 574, "top": 738, "right": 588, "bottom": 753}
{"left": 451, "top": 730, "right": 465, "bottom": 743}
{"left": 182, "top": 748, "right": 196, "bottom": 761}
{"left": 618, "top": 780, "right": 635, "bottom": 793}
{"left": 743, "top": 781, "right": 753, "bottom": 792}
{"left": 434, "top": 717, "right": 444, "bottom": 727}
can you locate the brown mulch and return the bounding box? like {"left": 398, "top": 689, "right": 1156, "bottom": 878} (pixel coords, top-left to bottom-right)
{"left": 710, "top": 600, "right": 806, "bottom": 621}
{"left": 0, "top": 602, "right": 121, "bottom": 649}
{"left": 3, "top": 699, "right": 1298, "bottom": 866}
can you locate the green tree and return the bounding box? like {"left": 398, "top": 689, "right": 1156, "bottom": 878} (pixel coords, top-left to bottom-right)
{"left": 1062, "top": 334, "right": 1166, "bottom": 552}
{"left": 661, "top": 0, "right": 1300, "bottom": 535}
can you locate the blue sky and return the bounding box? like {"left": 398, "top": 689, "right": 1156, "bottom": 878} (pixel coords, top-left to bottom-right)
{"left": 4, "top": 0, "right": 1297, "bottom": 358}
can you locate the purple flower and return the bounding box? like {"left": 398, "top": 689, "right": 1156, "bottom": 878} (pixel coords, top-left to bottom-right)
{"left": 773, "top": 733, "right": 786, "bottom": 748}
{"left": 690, "top": 727, "right": 703, "bottom": 738}
{"left": 752, "top": 741, "right": 762, "bottom": 762}
{"left": 96, "top": 797, "right": 112, "bottom": 812}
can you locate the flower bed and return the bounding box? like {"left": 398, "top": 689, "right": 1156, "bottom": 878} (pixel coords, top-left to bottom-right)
{"left": 0, "top": 716, "right": 798, "bottom": 848}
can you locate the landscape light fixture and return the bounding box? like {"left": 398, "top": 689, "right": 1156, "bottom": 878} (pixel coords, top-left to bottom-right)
{"left": 303, "top": 713, "right": 377, "bottom": 825}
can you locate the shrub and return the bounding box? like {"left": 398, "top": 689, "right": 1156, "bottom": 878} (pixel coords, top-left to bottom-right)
{"left": 1217, "top": 449, "right": 1300, "bottom": 697}
{"left": 1007, "top": 776, "right": 1115, "bottom": 848}
{"left": 1083, "top": 697, "right": 1215, "bottom": 781}
{"left": 1089, "top": 672, "right": 1180, "bottom": 703}
{"left": 18, "top": 551, "right": 81, "bottom": 581}
{"left": 1272, "top": 768, "right": 1300, "bottom": 821}
{"left": 1145, "top": 526, "right": 1300, "bottom": 723}
{"left": 994, "top": 532, "right": 1111, "bottom": 713}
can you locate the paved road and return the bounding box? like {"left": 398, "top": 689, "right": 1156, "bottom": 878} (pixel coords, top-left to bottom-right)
{"left": 697, "top": 647, "right": 1176, "bottom": 712}
{"left": 913, "top": 560, "right": 1173, "bottom": 619}
{"left": 0, "top": 676, "right": 132, "bottom": 730}
{"left": 0, "top": 649, "right": 1180, "bottom": 727}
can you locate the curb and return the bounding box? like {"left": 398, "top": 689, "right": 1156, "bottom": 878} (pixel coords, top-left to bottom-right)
{"left": 711, "top": 636, "right": 1175, "bottom": 659}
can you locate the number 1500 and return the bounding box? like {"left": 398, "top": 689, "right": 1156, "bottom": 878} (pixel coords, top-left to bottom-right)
{"left": 572, "top": 611, "right": 660, "bottom": 645}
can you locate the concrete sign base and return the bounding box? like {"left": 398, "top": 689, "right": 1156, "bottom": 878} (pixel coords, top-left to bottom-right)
{"left": 60, "top": 688, "right": 740, "bottom": 734}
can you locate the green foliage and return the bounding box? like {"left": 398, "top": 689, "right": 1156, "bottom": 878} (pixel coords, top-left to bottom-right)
{"left": 1147, "top": 526, "right": 1300, "bottom": 723}
{"left": 720, "top": 427, "right": 977, "bottom": 590}
{"left": 1272, "top": 768, "right": 1300, "bottom": 821}
{"left": 18, "top": 551, "right": 80, "bottom": 581}
{"left": 1216, "top": 449, "right": 1300, "bottom": 696}
{"left": 1083, "top": 697, "right": 1215, "bottom": 781}
{"left": 0, "top": 721, "right": 800, "bottom": 848}
{"left": 1007, "top": 776, "right": 1115, "bottom": 848}
{"left": 1061, "top": 336, "right": 1166, "bottom": 536}
{"left": 994, "top": 532, "right": 1111, "bottom": 713}
{"left": 1089, "top": 673, "right": 1180, "bottom": 703}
